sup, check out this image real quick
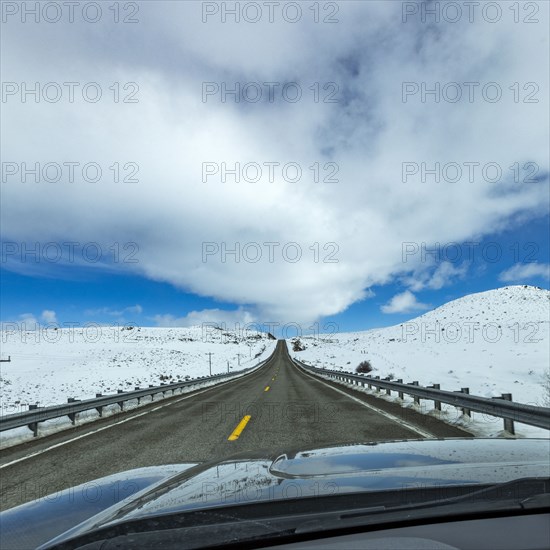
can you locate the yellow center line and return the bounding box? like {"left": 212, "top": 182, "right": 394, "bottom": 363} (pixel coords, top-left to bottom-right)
{"left": 228, "top": 415, "right": 251, "bottom": 441}
{"left": 264, "top": 386, "right": 270, "bottom": 392}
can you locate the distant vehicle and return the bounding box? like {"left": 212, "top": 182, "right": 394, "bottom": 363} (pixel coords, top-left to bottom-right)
{"left": 1, "top": 438, "right": 549, "bottom": 549}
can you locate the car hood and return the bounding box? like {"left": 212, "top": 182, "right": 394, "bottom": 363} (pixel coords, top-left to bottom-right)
{"left": 1, "top": 438, "right": 549, "bottom": 549}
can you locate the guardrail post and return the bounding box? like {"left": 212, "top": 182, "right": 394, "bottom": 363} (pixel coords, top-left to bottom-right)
{"left": 384, "top": 377, "right": 392, "bottom": 395}
{"left": 460, "top": 388, "right": 471, "bottom": 417}
{"left": 67, "top": 398, "right": 78, "bottom": 424}
{"left": 28, "top": 404, "right": 39, "bottom": 436}
{"left": 430, "top": 384, "right": 441, "bottom": 410}
{"left": 397, "top": 379, "right": 404, "bottom": 400}
{"left": 117, "top": 389, "right": 125, "bottom": 410}
{"left": 367, "top": 375, "right": 372, "bottom": 389}
{"left": 374, "top": 376, "right": 381, "bottom": 392}
{"left": 411, "top": 382, "right": 420, "bottom": 405}
{"left": 95, "top": 394, "right": 103, "bottom": 416}
{"left": 134, "top": 387, "right": 141, "bottom": 404}
{"left": 501, "top": 393, "right": 515, "bottom": 434}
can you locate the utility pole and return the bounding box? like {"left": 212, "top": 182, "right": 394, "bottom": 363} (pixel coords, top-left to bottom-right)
{"left": 207, "top": 352, "right": 213, "bottom": 376}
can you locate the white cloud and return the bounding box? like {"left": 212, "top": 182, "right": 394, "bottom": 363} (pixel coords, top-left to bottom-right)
{"left": 85, "top": 305, "right": 143, "bottom": 317}
{"left": 40, "top": 310, "right": 57, "bottom": 324}
{"left": 124, "top": 305, "right": 143, "bottom": 315}
{"left": 2, "top": 2, "right": 548, "bottom": 323}
{"left": 381, "top": 291, "right": 430, "bottom": 314}
{"left": 404, "top": 262, "right": 469, "bottom": 292}
{"left": 0, "top": 313, "right": 39, "bottom": 330}
{"left": 499, "top": 263, "right": 550, "bottom": 283}
{"left": 1, "top": 311, "right": 57, "bottom": 330}
{"left": 152, "top": 307, "right": 256, "bottom": 328}
{"left": 18, "top": 313, "right": 39, "bottom": 330}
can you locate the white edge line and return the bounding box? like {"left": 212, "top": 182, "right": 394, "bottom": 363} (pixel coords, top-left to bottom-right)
{"left": 291, "top": 359, "right": 435, "bottom": 439}
{"left": 1, "top": 356, "right": 275, "bottom": 470}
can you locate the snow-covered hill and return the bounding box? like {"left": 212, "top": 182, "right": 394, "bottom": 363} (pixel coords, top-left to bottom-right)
{"left": 288, "top": 286, "right": 549, "bottom": 437}
{"left": 0, "top": 325, "right": 276, "bottom": 414}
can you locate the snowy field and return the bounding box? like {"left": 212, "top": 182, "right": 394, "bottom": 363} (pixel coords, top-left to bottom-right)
{"left": 288, "top": 286, "right": 550, "bottom": 438}
{"left": 0, "top": 325, "right": 277, "bottom": 414}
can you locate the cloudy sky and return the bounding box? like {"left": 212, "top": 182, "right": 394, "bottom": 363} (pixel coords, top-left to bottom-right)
{"left": 1, "top": 0, "right": 549, "bottom": 335}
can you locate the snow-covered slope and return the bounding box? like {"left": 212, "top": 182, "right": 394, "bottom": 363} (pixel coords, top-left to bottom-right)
{"left": 0, "top": 326, "right": 276, "bottom": 414}
{"left": 289, "top": 286, "right": 549, "bottom": 436}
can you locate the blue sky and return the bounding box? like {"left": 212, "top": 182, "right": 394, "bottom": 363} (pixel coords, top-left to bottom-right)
{"left": 1, "top": 1, "right": 549, "bottom": 338}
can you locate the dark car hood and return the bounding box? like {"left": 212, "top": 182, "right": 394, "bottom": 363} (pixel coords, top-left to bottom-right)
{"left": 1, "top": 438, "right": 549, "bottom": 549}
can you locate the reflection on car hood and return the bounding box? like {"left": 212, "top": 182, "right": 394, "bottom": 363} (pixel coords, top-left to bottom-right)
{"left": 115, "top": 438, "right": 550, "bottom": 521}
{"left": 1, "top": 438, "right": 549, "bottom": 550}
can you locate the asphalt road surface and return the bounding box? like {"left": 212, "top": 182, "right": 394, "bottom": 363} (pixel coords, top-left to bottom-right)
{"left": 0, "top": 341, "right": 470, "bottom": 510}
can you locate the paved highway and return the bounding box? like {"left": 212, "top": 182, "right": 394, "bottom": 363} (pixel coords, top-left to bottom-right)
{"left": 0, "top": 341, "right": 470, "bottom": 510}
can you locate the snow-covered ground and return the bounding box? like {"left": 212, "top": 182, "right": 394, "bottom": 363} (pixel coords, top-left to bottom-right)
{"left": 288, "top": 286, "right": 550, "bottom": 438}
{"left": 0, "top": 325, "right": 277, "bottom": 415}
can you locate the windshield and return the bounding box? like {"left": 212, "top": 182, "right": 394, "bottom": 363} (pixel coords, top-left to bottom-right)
{"left": 1, "top": 1, "right": 549, "bottom": 549}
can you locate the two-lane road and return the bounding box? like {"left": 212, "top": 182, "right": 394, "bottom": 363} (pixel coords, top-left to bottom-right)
{"left": 0, "top": 341, "right": 470, "bottom": 509}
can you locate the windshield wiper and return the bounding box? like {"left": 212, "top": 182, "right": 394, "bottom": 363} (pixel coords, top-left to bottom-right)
{"left": 296, "top": 477, "right": 550, "bottom": 534}
{"left": 419, "top": 477, "right": 550, "bottom": 509}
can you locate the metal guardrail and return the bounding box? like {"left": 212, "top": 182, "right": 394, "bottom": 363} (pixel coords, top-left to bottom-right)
{"left": 0, "top": 358, "right": 271, "bottom": 437}
{"left": 293, "top": 358, "right": 550, "bottom": 435}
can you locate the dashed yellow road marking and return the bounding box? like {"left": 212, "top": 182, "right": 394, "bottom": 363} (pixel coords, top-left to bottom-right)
{"left": 228, "top": 415, "right": 251, "bottom": 441}
{"left": 264, "top": 386, "right": 270, "bottom": 392}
